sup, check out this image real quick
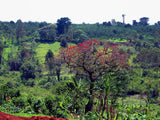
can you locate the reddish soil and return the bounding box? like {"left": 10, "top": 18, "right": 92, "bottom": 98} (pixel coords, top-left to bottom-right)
{"left": 0, "top": 111, "right": 69, "bottom": 120}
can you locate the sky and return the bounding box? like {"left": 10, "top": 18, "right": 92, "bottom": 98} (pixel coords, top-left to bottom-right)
{"left": 0, "top": 0, "right": 160, "bottom": 24}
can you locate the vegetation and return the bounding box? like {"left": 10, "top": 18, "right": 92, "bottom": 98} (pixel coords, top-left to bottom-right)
{"left": 0, "top": 17, "right": 160, "bottom": 119}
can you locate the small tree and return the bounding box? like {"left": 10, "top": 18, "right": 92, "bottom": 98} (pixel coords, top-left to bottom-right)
{"left": 60, "top": 38, "right": 68, "bottom": 47}
{"left": 56, "top": 17, "right": 71, "bottom": 35}
{"left": 59, "top": 39, "right": 129, "bottom": 113}
{"left": 140, "top": 17, "right": 149, "bottom": 26}
{"left": 45, "top": 49, "right": 54, "bottom": 75}
{"left": 16, "top": 19, "right": 25, "bottom": 43}
{"left": 73, "top": 29, "right": 88, "bottom": 44}
{"left": 20, "top": 61, "right": 36, "bottom": 80}
{"left": 8, "top": 54, "right": 22, "bottom": 71}
{"left": 54, "top": 58, "right": 62, "bottom": 81}
{"left": 38, "top": 24, "right": 57, "bottom": 42}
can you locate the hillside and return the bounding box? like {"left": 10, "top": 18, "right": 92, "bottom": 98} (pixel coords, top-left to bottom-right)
{"left": 0, "top": 18, "right": 160, "bottom": 119}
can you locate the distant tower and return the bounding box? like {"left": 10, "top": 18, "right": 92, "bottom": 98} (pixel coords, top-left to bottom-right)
{"left": 122, "top": 14, "right": 125, "bottom": 24}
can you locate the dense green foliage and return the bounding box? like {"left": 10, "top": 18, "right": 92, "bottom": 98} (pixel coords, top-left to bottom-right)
{"left": 0, "top": 17, "right": 160, "bottom": 119}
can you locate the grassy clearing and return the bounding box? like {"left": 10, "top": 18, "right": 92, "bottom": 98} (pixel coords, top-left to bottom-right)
{"left": 108, "top": 38, "right": 128, "bottom": 43}
{"left": 35, "top": 42, "right": 76, "bottom": 64}
{"left": 96, "top": 37, "right": 128, "bottom": 43}
{"left": 20, "top": 85, "right": 53, "bottom": 98}
{"left": 35, "top": 42, "right": 61, "bottom": 64}
{"left": 3, "top": 46, "right": 19, "bottom": 60}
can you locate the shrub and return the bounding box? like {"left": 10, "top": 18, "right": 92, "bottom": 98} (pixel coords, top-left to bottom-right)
{"left": 31, "top": 97, "right": 43, "bottom": 113}
{"left": 8, "top": 89, "right": 21, "bottom": 98}
{"left": 44, "top": 95, "right": 54, "bottom": 114}
{"left": 23, "top": 105, "right": 35, "bottom": 114}
{"left": 0, "top": 84, "right": 9, "bottom": 105}
{"left": 20, "top": 61, "right": 36, "bottom": 80}
{"left": 85, "top": 111, "right": 98, "bottom": 120}
{"left": 8, "top": 57, "right": 22, "bottom": 71}
{"left": 12, "top": 97, "right": 27, "bottom": 108}
{"left": 24, "top": 79, "right": 35, "bottom": 87}
{"left": 0, "top": 103, "right": 22, "bottom": 113}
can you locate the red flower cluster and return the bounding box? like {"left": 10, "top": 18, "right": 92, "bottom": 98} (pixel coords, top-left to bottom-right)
{"left": 59, "top": 39, "right": 129, "bottom": 70}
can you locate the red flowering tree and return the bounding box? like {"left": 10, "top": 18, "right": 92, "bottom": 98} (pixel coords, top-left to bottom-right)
{"left": 59, "top": 39, "right": 129, "bottom": 113}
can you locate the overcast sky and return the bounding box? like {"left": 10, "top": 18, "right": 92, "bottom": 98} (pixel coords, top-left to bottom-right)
{"left": 0, "top": 0, "right": 160, "bottom": 24}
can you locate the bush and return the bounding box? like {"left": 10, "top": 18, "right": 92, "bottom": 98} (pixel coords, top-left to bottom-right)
{"left": 0, "top": 84, "right": 9, "bottom": 105}
{"left": 7, "top": 82, "right": 13, "bottom": 88}
{"left": 20, "top": 61, "right": 36, "bottom": 80}
{"left": 24, "top": 79, "right": 35, "bottom": 87}
{"left": 0, "top": 64, "right": 10, "bottom": 75}
{"left": 44, "top": 95, "right": 54, "bottom": 114}
{"left": 85, "top": 111, "right": 98, "bottom": 120}
{"left": 39, "top": 79, "right": 48, "bottom": 85}
{"left": 0, "top": 103, "right": 22, "bottom": 113}
{"left": 45, "top": 95, "right": 68, "bottom": 118}
{"left": 53, "top": 109, "right": 68, "bottom": 119}
{"left": 12, "top": 97, "right": 27, "bottom": 108}
{"left": 31, "top": 97, "right": 43, "bottom": 113}
{"left": 8, "top": 57, "right": 22, "bottom": 71}
{"left": 23, "top": 105, "right": 35, "bottom": 114}
{"left": 43, "top": 82, "right": 52, "bottom": 89}
{"left": 56, "top": 84, "right": 68, "bottom": 95}
{"left": 142, "top": 70, "right": 148, "bottom": 77}
{"left": 8, "top": 89, "right": 21, "bottom": 98}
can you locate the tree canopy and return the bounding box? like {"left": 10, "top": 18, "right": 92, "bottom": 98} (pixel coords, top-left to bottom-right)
{"left": 56, "top": 17, "right": 71, "bottom": 35}
{"left": 59, "top": 39, "right": 129, "bottom": 112}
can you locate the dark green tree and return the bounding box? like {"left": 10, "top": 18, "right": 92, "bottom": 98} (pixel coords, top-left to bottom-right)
{"left": 45, "top": 49, "right": 54, "bottom": 75}
{"left": 140, "top": 17, "right": 149, "bottom": 26}
{"left": 39, "top": 22, "right": 48, "bottom": 28}
{"left": 39, "top": 30, "right": 47, "bottom": 41}
{"left": 54, "top": 58, "right": 62, "bottom": 81}
{"left": 56, "top": 17, "right": 71, "bottom": 35}
{"left": 38, "top": 24, "right": 57, "bottom": 42}
{"left": 0, "top": 40, "right": 3, "bottom": 64}
{"left": 60, "top": 38, "right": 68, "bottom": 47}
{"left": 16, "top": 19, "right": 25, "bottom": 43}
{"left": 73, "top": 29, "right": 88, "bottom": 44}
{"left": 8, "top": 53, "right": 22, "bottom": 71}
{"left": 20, "top": 61, "right": 36, "bottom": 80}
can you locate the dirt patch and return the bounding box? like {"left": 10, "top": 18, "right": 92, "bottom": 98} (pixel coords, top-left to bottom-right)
{"left": 0, "top": 111, "right": 69, "bottom": 120}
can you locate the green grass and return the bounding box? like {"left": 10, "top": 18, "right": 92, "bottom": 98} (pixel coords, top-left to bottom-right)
{"left": 119, "top": 95, "right": 160, "bottom": 117}
{"left": 35, "top": 42, "right": 61, "bottom": 64}
{"left": 108, "top": 38, "right": 128, "bottom": 43}
{"left": 35, "top": 42, "right": 76, "bottom": 64}
{"left": 20, "top": 85, "right": 53, "bottom": 98}
{"left": 122, "top": 95, "right": 146, "bottom": 106}
{"left": 10, "top": 113, "right": 47, "bottom": 117}
{"left": 96, "top": 37, "right": 128, "bottom": 43}
{"left": 3, "top": 46, "right": 19, "bottom": 60}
